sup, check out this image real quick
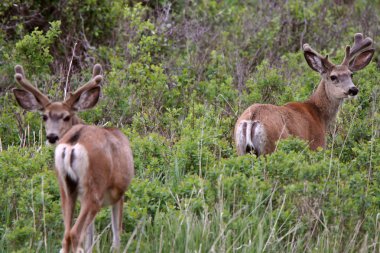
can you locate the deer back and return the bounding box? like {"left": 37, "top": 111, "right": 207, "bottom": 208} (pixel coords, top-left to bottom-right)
{"left": 55, "top": 125, "right": 134, "bottom": 206}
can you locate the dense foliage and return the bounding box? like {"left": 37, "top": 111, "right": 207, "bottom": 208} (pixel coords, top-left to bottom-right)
{"left": 0, "top": 1, "right": 379, "bottom": 252}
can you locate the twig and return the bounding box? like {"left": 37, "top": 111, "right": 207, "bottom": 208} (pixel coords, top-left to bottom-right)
{"left": 41, "top": 176, "right": 48, "bottom": 252}
{"left": 300, "top": 19, "right": 307, "bottom": 50}
{"left": 123, "top": 218, "right": 145, "bottom": 253}
{"left": 262, "top": 194, "right": 287, "bottom": 252}
{"left": 64, "top": 42, "right": 77, "bottom": 100}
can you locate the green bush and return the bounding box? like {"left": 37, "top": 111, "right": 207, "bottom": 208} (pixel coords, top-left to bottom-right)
{"left": 0, "top": 1, "right": 379, "bottom": 252}
{"left": 14, "top": 21, "right": 61, "bottom": 75}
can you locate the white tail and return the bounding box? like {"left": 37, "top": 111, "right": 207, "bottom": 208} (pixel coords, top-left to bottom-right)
{"left": 13, "top": 64, "right": 134, "bottom": 252}
{"left": 54, "top": 143, "right": 89, "bottom": 195}
{"left": 235, "top": 120, "right": 266, "bottom": 156}
{"left": 235, "top": 33, "right": 375, "bottom": 156}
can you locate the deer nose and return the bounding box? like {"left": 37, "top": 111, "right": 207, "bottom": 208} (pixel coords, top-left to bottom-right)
{"left": 348, "top": 87, "right": 359, "bottom": 96}
{"left": 46, "top": 134, "right": 59, "bottom": 144}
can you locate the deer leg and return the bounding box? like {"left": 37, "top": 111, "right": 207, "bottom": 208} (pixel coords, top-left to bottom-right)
{"left": 111, "top": 197, "right": 124, "bottom": 251}
{"left": 59, "top": 182, "right": 77, "bottom": 253}
{"left": 84, "top": 221, "right": 95, "bottom": 252}
{"left": 118, "top": 196, "right": 124, "bottom": 234}
{"left": 70, "top": 199, "right": 100, "bottom": 253}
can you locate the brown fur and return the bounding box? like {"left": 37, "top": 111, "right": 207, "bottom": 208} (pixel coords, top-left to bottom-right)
{"left": 235, "top": 33, "right": 374, "bottom": 156}
{"left": 56, "top": 125, "right": 134, "bottom": 252}
{"left": 235, "top": 81, "right": 329, "bottom": 154}
{"left": 59, "top": 125, "right": 134, "bottom": 206}
{"left": 13, "top": 64, "right": 134, "bottom": 252}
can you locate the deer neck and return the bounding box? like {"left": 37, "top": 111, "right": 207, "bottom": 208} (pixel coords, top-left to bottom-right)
{"left": 307, "top": 79, "right": 343, "bottom": 129}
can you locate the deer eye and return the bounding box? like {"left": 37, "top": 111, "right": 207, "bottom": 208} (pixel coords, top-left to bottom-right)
{"left": 63, "top": 116, "right": 71, "bottom": 122}
{"left": 42, "top": 115, "right": 48, "bottom": 121}
{"left": 330, "top": 75, "right": 338, "bottom": 82}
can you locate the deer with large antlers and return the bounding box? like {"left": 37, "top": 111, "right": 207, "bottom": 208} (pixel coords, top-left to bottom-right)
{"left": 235, "top": 33, "right": 375, "bottom": 156}
{"left": 13, "top": 64, "right": 134, "bottom": 252}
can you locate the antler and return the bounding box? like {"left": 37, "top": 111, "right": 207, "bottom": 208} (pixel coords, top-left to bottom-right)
{"left": 342, "top": 33, "right": 373, "bottom": 65}
{"left": 64, "top": 64, "right": 103, "bottom": 107}
{"left": 14, "top": 65, "right": 51, "bottom": 106}
{"left": 303, "top": 43, "right": 334, "bottom": 70}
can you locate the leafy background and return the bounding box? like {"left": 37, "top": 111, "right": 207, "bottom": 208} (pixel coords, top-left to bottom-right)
{"left": 0, "top": 0, "right": 379, "bottom": 252}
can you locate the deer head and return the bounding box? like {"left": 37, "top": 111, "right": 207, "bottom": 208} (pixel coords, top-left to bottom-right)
{"left": 303, "top": 33, "right": 374, "bottom": 100}
{"left": 13, "top": 64, "right": 103, "bottom": 144}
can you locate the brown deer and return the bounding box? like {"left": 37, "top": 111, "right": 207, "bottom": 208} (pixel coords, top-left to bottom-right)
{"left": 235, "top": 33, "right": 374, "bottom": 156}
{"left": 13, "top": 64, "right": 134, "bottom": 253}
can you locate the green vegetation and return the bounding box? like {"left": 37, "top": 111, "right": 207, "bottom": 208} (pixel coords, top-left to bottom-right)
{"left": 0, "top": 1, "right": 379, "bottom": 252}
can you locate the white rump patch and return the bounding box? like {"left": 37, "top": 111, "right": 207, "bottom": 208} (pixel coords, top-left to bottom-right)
{"left": 252, "top": 122, "right": 266, "bottom": 155}
{"left": 236, "top": 122, "right": 246, "bottom": 155}
{"left": 236, "top": 120, "right": 267, "bottom": 155}
{"left": 55, "top": 143, "right": 89, "bottom": 196}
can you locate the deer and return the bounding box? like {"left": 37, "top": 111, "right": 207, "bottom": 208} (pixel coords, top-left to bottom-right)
{"left": 235, "top": 33, "right": 375, "bottom": 156}
{"left": 13, "top": 64, "right": 134, "bottom": 253}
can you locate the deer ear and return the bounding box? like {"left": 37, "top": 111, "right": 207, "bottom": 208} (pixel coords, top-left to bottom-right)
{"left": 304, "top": 51, "right": 328, "bottom": 73}
{"left": 72, "top": 86, "right": 101, "bottom": 111}
{"left": 349, "top": 49, "right": 374, "bottom": 71}
{"left": 13, "top": 88, "right": 44, "bottom": 111}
